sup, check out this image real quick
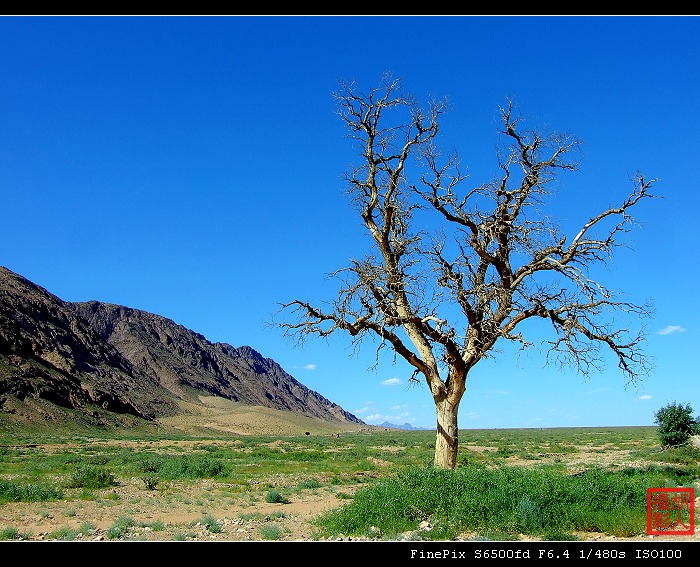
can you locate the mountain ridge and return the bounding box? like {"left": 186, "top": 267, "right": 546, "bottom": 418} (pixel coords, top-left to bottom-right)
{"left": 0, "top": 266, "right": 363, "bottom": 433}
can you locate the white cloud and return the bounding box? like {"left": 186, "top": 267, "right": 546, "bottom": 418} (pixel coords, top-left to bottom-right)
{"left": 382, "top": 378, "right": 401, "bottom": 386}
{"left": 352, "top": 406, "right": 372, "bottom": 415}
{"left": 639, "top": 394, "right": 653, "bottom": 400}
{"left": 303, "top": 364, "right": 317, "bottom": 370}
{"left": 657, "top": 325, "right": 686, "bottom": 335}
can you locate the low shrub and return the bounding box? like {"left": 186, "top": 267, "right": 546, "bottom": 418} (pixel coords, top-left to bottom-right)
{"left": 655, "top": 402, "right": 700, "bottom": 448}
{"left": 65, "top": 465, "right": 116, "bottom": 489}
{"left": 265, "top": 489, "right": 289, "bottom": 504}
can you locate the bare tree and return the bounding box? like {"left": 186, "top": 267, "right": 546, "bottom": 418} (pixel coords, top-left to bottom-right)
{"left": 278, "top": 74, "right": 655, "bottom": 470}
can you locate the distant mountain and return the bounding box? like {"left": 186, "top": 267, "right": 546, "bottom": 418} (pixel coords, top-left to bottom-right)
{"left": 377, "top": 421, "right": 427, "bottom": 431}
{"left": 0, "top": 266, "right": 362, "bottom": 430}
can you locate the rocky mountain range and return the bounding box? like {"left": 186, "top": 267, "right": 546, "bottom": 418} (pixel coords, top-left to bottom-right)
{"left": 0, "top": 266, "right": 362, "bottom": 431}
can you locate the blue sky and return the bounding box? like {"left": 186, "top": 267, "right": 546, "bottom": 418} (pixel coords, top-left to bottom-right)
{"left": 1, "top": 16, "right": 698, "bottom": 430}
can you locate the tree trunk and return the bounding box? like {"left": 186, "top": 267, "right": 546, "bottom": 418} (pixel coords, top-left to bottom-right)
{"left": 434, "top": 398, "right": 459, "bottom": 469}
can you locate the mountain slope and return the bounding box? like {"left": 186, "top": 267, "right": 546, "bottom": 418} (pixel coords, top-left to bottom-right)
{"left": 0, "top": 267, "right": 178, "bottom": 423}
{"left": 0, "top": 266, "right": 362, "bottom": 431}
{"left": 70, "top": 300, "right": 359, "bottom": 423}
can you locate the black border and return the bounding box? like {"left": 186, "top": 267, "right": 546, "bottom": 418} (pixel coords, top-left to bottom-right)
{"left": 3, "top": 539, "right": 698, "bottom": 562}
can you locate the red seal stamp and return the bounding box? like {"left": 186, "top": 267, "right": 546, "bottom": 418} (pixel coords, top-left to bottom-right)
{"left": 647, "top": 487, "right": 695, "bottom": 535}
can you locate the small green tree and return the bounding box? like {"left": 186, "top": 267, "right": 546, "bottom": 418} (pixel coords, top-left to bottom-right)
{"left": 654, "top": 402, "right": 700, "bottom": 448}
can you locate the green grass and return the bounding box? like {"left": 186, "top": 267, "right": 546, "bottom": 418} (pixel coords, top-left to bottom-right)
{"left": 259, "top": 523, "right": 283, "bottom": 540}
{"left": 2, "top": 427, "right": 660, "bottom": 484}
{"left": 297, "top": 477, "right": 323, "bottom": 489}
{"left": 0, "top": 478, "right": 64, "bottom": 503}
{"left": 44, "top": 521, "right": 98, "bottom": 541}
{"left": 0, "top": 431, "right": 434, "bottom": 484}
{"left": 65, "top": 465, "right": 116, "bottom": 489}
{"left": 265, "top": 489, "right": 290, "bottom": 504}
{"left": 0, "top": 526, "right": 28, "bottom": 540}
{"left": 0, "top": 425, "right": 695, "bottom": 541}
{"left": 313, "top": 461, "right": 699, "bottom": 540}
{"left": 195, "top": 514, "right": 222, "bottom": 533}
{"left": 47, "top": 526, "right": 81, "bottom": 541}
{"left": 106, "top": 515, "right": 139, "bottom": 539}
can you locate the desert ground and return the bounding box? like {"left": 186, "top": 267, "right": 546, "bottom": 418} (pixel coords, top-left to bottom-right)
{"left": 1, "top": 399, "right": 698, "bottom": 543}
{"left": 3, "top": 441, "right": 697, "bottom": 543}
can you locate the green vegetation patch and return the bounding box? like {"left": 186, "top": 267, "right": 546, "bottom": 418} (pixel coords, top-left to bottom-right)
{"left": 0, "top": 478, "right": 63, "bottom": 503}
{"left": 314, "top": 462, "right": 696, "bottom": 541}
{"left": 0, "top": 425, "right": 693, "bottom": 542}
